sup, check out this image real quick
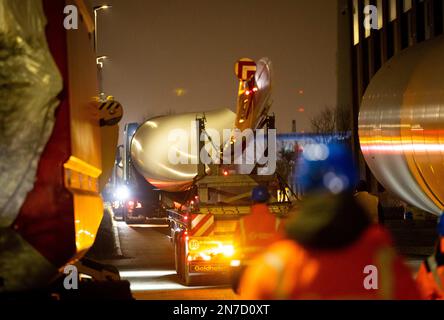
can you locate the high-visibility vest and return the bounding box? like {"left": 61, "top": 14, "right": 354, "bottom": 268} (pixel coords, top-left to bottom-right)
{"left": 239, "top": 226, "right": 421, "bottom": 300}
{"left": 237, "top": 204, "right": 282, "bottom": 260}
{"left": 416, "top": 245, "right": 444, "bottom": 300}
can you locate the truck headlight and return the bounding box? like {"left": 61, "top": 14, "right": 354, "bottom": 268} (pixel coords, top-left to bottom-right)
{"left": 230, "top": 260, "right": 241, "bottom": 267}
{"left": 115, "top": 185, "right": 130, "bottom": 201}
{"left": 219, "top": 245, "right": 235, "bottom": 257}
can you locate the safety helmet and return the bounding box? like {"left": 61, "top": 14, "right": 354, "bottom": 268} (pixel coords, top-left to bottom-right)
{"left": 297, "top": 142, "right": 357, "bottom": 195}
{"left": 252, "top": 185, "right": 270, "bottom": 203}
{"left": 438, "top": 215, "right": 444, "bottom": 237}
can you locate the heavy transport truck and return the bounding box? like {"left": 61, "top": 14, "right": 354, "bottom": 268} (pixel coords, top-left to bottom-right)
{"left": 110, "top": 122, "right": 165, "bottom": 223}
{"left": 165, "top": 116, "right": 293, "bottom": 285}
{"left": 126, "top": 58, "right": 295, "bottom": 285}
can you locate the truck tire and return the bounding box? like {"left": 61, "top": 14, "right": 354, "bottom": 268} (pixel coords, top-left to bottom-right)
{"left": 182, "top": 260, "right": 192, "bottom": 286}
{"left": 179, "top": 240, "right": 193, "bottom": 286}
{"left": 170, "top": 222, "right": 176, "bottom": 245}
{"left": 123, "top": 212, "right": 132, "bottom": 224}
{"left": 174, "top": 232, "right": 193, "bottom": 286}
{"left": 174, "top": 233, "right": 182, "bottom": 276}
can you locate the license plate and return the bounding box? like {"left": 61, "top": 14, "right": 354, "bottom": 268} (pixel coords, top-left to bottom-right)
{"left": 189, "top": 263, "right": 229, "bottom": 273}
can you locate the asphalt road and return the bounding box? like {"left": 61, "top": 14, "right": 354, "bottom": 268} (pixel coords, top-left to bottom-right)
{"left": 106, "top": 221, "right": 238, "bottom": 300}
{"left": 102, "top": 219, "right": 425, "bottom": 300}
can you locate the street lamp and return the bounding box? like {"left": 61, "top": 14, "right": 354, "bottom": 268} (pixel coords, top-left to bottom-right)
{"left": 96, "top": 55, "right": 108, "bottom": 69}
{"left": 93, "top": 4, "right": 112, "bottom": 53}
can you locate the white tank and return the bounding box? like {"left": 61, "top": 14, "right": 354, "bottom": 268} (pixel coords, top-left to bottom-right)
{"left": 359, "top": 35, "right": 444, "bottom": 215}
{"left": 131, "top": 108, "right": 236, "bottom": 192}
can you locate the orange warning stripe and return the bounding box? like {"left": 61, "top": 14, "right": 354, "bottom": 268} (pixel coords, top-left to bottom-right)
{"left": 190, "top": 214, "right": 215, "bottom": 237}
{"left": 235, "top": 58, "right": 257, "bottom": 81}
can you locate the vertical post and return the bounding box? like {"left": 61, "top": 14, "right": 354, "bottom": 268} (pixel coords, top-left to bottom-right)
{"left": 94, "top": 10, "right": 98, "bottom": 52}
{"left": 123, "top": 126, "right": 129, "bottom": 183}
{"left": 267, "top": 115, "right": 276, "bottom": 131}
{"left": 380, "top": 0, "right": 389, "bottom": 63}
{"left": 291, "top": 120, "right": 296, "bottom": 133}
{"left": 265, "top": 115, "right": 275, "bottom": 166}
{"left": 424, "top": 0, "right": 433, "bottom": 40}
{"left": 408, "top": 0, "right": 418, "bottom": 46}
{"left": 97, "top": 64, "right": 103, "bottom": 98}
{"left": 393, "top": 0, "right": 402, "bottom": 53}
{"left": 349, "top": 0, "right": 368, "bottom": 179}
{"left": 196, "top": 117, "right": 206, "bottom": 177}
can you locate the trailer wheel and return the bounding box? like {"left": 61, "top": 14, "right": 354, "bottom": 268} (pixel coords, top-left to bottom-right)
{"left": 174, "top": 233, "right": 182, "bottom": 276}
{"left": 124, "top": 212, "right": 134, "bottom": 225}
{"left": 179, "top": 242, "right": 193, "bottom": 286}
{"left": 182, "top": 260, "right": 193, "bottom": 286}
{"left": 174, "top": 233, "right": 193, "bottom": 286}
{"left": 170, "top": 222, "right": 176, "bottom": 244}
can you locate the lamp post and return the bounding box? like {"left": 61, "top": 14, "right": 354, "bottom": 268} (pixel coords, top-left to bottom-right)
{"left": 96, "top": 55, "right": 108, "bottom": 100}
{"left": 93, "top": 5, "right": 111, "bottom": 53}
{"left": 93, "top": 5, "right": 111, "bottom": 100}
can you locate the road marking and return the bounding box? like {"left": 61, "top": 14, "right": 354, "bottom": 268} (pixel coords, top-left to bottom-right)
{"left": 120, "top": 270, "right": 176, "bottom": 278}
{"left": 129, "top": 282, "right": 212, "bottom": 291}
{"left": 109, "top": 207, "right": 123, "bottom": 256}
{"left": 130, "top": 282, "right": 215, "bottom": 291}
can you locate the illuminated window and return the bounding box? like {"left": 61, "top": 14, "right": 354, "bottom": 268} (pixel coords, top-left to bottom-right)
{"left": 365, "top": 0, "right": 371, "bottom": 38}
{"left": 377, "top": 0, "right": 383, "bottom": 29}
{"left": 389, "top": 0, "right": 397, "bottom": 21}
{"left": 353, "top": 0, "right": 360, "bottom": 45}
{"left": 403, "top": 0, "right": 412, "bottom": 12}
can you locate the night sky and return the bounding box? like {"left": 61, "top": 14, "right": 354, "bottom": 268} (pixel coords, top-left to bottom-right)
{"left": 89, "top": 0, "right": 339, "bottom": 140}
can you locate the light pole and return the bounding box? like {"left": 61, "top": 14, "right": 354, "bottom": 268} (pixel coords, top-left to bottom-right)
{"left": 96, "top": 56, "right": 108, "bottom": 100}
{"left": 93, "top": 5, "right": 111, "bottom": 100}
{"left": 93, "top": 5, "right": 111, "bottom": 53}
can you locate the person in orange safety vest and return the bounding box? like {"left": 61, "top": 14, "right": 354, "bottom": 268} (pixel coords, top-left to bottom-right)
{"left": 238, "top": 143, "right": 421, "bottom": 300}
{"left": 231, "top": 185, "right": 283, "bottom": 293}
{"left": 237, "top": 185, "right": 283, "bottom": 261}
{"left": 416, "top": 215, "right": 444, "bottom": 300}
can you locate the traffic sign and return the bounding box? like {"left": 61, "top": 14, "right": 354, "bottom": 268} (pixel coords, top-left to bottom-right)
{"left": 235, "top": 58, "right": 257, "bottom": 81}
